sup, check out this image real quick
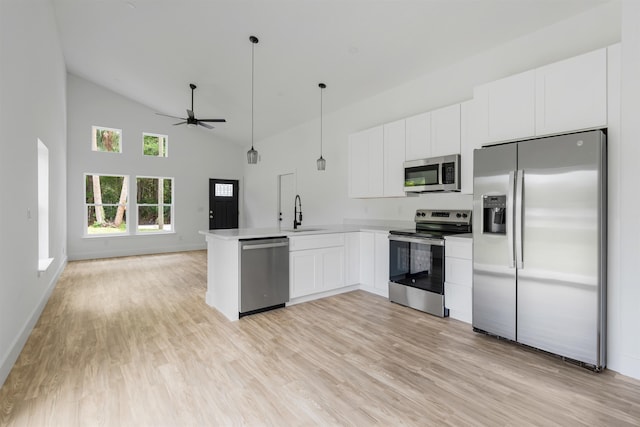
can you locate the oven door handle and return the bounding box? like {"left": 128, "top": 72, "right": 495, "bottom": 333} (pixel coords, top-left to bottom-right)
{"left": 388, "top": 235, "right": 444, "bottom": 246}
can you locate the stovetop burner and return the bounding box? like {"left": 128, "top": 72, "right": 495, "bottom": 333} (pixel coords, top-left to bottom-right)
{"left": 390, "top": 209, "right": 472, "bottom": 238}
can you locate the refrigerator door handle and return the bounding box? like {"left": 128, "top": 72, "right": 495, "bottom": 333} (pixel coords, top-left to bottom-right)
{"left": 515, "top": 169, "right": 524, "bottom": 269}
{"left": 507, "top": 171, "right": 516, "bottom": 268}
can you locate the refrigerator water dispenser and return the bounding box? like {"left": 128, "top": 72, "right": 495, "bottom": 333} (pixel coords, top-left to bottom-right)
{"left": 483, "top": 195, "right": 506, "bottom": 234}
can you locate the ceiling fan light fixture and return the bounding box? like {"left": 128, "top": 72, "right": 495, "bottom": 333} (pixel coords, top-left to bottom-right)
{"left": 317, "top": 83, "right": 327, "bottom": 171}
{"left": 248, "top": 35, "right": 259, "bottom": 165}
{"left": 155, "top": 83, "right": 226, "bottom": 129}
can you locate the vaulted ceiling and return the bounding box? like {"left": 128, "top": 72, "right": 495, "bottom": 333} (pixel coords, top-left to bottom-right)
{"left": 52, "top": 0, "right": 610, "bottom": 146}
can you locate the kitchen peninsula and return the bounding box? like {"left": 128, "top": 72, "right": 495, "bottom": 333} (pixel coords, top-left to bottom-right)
{"left": 199, "top": 224, "right": 396, "bottom": 321}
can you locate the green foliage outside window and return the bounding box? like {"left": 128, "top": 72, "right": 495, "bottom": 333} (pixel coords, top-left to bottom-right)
{"left": 92, "top": 127, "right": 121, "bottom": 153}
{"left": 85, "top": 174, "right": 128, "bottom": 234}
{"left": 137, "top": 177, "right": 173, "bottom": 232}
{"left": 143, "top": 134, "right": 168, "bottom": 157}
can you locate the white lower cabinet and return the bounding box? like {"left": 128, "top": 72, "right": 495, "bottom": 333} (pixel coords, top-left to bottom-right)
{"left": 444, "top": 236, "right": 473, "bottom": 323}
{"left": 345, "top": 232, "right": 361, "bottom": 286}
{"left": 359, "top": 231, "right": 389, "bottom": 298}
{"left": 289, "top": 234, "right": 345, "bottom": 299}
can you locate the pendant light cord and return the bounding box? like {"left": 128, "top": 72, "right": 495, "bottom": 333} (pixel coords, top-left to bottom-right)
{"left": 251, "top": 40, "right": 255, "bottom": 149}
{"left": 320, "top": 86, "right": 323, "bottom": 157}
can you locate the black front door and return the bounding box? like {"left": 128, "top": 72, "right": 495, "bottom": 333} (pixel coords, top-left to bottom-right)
{"left": 209, "top": 179, "right": 239, "bottom": 229}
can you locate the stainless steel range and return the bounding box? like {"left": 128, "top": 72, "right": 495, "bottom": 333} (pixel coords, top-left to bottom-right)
{"left": 388, "top": 209, "right": 472, "bottom": 317}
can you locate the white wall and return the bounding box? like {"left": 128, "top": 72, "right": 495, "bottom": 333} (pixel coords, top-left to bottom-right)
{"left": 66, "top": 75, "right": 244, "bottom": 260}
{"left": 242, "top": 2, "right": 640, "bottom": 380}
{"left": 243, "top": 2, "right": 621, "bottom": 230}
{"left": 0, "top": 0, "right": 68, "bottom": 386}
{"left": 616, "top": 0, "right": 640, "bottom": 379}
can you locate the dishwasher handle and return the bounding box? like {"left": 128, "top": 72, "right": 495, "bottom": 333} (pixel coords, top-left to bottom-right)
{"left": 241, "top": 241, "right": 289, "bottom": 250}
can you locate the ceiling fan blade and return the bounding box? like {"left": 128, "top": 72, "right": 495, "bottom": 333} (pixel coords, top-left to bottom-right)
{"left": 198, "top": 118, "right": 227, "bottom": 123}
{"left": 198, "top": 122, "right": 214, "bottom": 129}
{"left": 187, "top": 109, "right": 195, "bottom": 119}
{"left": 173, "top": 121, "right": 187, "bottom": 126}
{"left": 156, "top": 112, "right": 186, "bottom": 120}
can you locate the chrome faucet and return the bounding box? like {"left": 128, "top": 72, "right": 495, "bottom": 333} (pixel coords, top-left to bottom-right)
{"left": 293, "top": 194, "right": 302, "bottom": 229}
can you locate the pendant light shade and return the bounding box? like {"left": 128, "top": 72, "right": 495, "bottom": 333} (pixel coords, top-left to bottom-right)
{"left": 247, "top": 35, "right": 259, "bottom": 164}
{"left": 247, "top": 146, "right": 258, "bottom": 164}
{"left": 317, "top": 83, "right": 326, "bottom": 171}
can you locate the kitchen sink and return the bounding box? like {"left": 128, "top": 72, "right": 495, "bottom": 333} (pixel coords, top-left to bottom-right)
{"left": 283, "top": 228, "right": 325, "bottom": 233}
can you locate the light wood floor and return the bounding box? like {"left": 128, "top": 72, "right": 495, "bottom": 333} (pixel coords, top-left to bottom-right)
{"left": 1, "top": 251, "right": 640, "bottom": 426}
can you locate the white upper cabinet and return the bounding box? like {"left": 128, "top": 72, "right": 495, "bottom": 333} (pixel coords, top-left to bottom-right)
{"left": 348, "top": 126, "right": 383, "bottom": 198}
{"left": 430, "top": 103, "right": 461, "bottom": 157}
{"left": 474, "top": 47, "right": 608, "bottom": 145}
{"left": 383, "top": 119, "right": 406, "bottom": 197}
{"left": 535, "top": 48, "right": 607, "bottom": 136}
{"left": 474, "top": 69, "right": 536, "bottom": 145}
{"left": 405, "top": 112, "right": 431, "bottom": 161}
{"left": 349, "top": 121, "right": 405, "bottom": 199}
{"left": 460, "top": 100, "right": 480, "bottom": 195}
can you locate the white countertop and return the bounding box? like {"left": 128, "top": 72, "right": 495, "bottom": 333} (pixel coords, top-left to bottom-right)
{"left": 445, "top": 233, "right": 473, "bottom": 240}
{"left": 199, "top": 224, "right": 394, "bottom": 241}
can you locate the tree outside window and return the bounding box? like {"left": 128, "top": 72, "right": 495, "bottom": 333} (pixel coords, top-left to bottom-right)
{"left": 85, "top": 174, "right": 128, "bottom": 235}
{"left": 143, "top": 133, "right": 168, "bottom": 157}
{"left": 92, "top": 126, "right": 122, "bottom": 153}
{"left": 137, "top": 177, "right": 173, "bottom": 233}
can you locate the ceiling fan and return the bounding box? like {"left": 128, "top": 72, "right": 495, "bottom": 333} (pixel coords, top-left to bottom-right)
{"left": 156, "top": 83, "right": 226, "bottom": 129}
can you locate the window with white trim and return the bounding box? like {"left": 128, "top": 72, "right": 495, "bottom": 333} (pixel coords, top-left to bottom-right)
{"left": 92, "top": 126, "right": 122, "bottom": 153}
{"left": 136, "top": 177, "right": 173, "bottom": 233}
{"left": 85, "top": 174, "right": 128, "bottom": 235}
{"left": 143, "top": 133, "right": 168, "bottom": 157}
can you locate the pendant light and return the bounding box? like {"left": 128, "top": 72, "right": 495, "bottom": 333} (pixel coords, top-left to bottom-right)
{"left": 247, "top": 35, "right": 259, "bottom": 164}
{"left": 317, "top": 83, "right": 327, "bottom": 171}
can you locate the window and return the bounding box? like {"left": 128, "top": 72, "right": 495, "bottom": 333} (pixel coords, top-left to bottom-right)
{"left": 92, "top": 126, "right": 122, "bottom": 153}
{"left": 143, "top": 133, "right": 168, "bottom": 157}
{"left": 38, "top": 139, "right": 53, "bottom": 271}
{"left": 85, "top": 174, "right": 128, "bottom": 235}
{"left": 215, "top": 183, "right": 233, "bottom": 197}
{"left": 136, "top": 177, "right": 173, "bottom": 233}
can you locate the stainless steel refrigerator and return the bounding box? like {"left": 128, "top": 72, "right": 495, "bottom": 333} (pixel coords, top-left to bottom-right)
{"left": 472, "top": 130, "right": 606, "bottom": 370}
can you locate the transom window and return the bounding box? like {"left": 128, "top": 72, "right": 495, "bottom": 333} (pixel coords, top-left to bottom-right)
{"left": 85, "top": 174, "right": 128, "bottom": 235}
{"left": 137, "top": 177, "right": 174, "bottom": 233}
{"left": 143, "top": 133, "right": 168, "bottom": 157}
{"left": 215, "top": 183, "right": 233, "bottom": 197}
{"left": 92, "top": 126, "right": 122, "bottom": 153}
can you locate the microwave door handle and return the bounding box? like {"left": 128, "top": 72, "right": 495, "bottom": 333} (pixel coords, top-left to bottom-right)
{"left": 507, "top": 171, "right": 515, "bottom": 268}
{"left": 438, "top": 162, "right": 443, "bottom": 186}
{"left": 515, "top": 169, "right": 524, "bottom": 269}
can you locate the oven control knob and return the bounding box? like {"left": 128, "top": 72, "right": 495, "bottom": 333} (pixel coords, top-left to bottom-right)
{"left": 456, "top": 213, "right": 461, "bottom": 218}
{"left": 421, "top": 212, "right": 426, "bottom": 217}
{"left": 462, "top": 213, "right": 468, "bottom": 218}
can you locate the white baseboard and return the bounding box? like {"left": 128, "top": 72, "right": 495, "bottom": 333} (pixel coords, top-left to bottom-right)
{"left": 287, "top": 285, "right": 360, "bottom": 306}
{"left": 359, "top": 285, "right": 389, "bottom": 299}
{"left": 68, "top": 243, "right": 206, "bottom": 261}
{"left": 0, "top": 256, "right": 67, "bottom": 388}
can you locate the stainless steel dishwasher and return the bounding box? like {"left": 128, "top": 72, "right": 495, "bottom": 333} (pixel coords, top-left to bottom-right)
{"left": 239, "top": 237, "right": 289, "bottom": 317}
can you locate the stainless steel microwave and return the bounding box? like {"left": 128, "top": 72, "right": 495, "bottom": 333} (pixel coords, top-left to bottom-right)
{"left": 404, "top": 154, "right": 460, "bottom": 193}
